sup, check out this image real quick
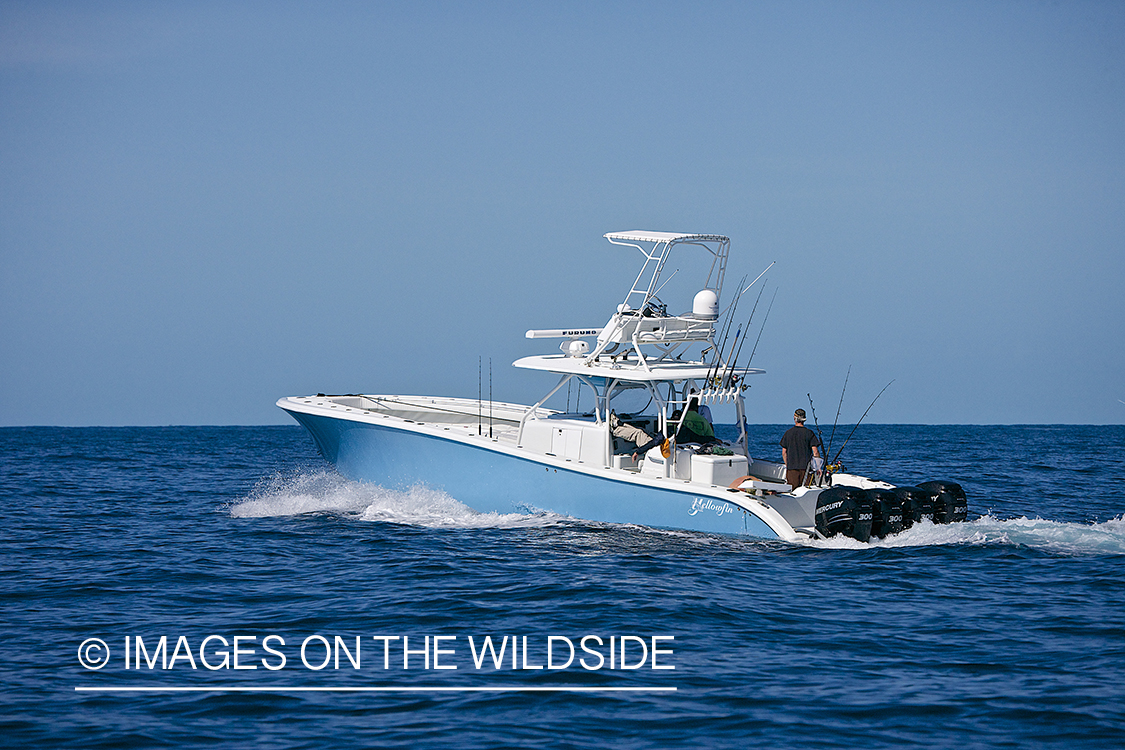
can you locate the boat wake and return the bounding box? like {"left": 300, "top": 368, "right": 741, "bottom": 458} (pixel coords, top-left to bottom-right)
{"left": 230, "top": 470, "right": 567, "bottom": 529}
{"left": 803, "top": 513, "right": 1125, "bottom": 556}
{"left": 233, "top": 472, "right": 1125, "bottom": 555}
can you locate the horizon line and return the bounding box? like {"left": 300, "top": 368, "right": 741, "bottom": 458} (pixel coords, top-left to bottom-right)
{"left": 8, "top": 421, "right": 1125, "bottom": 429}
{"left": 75, "top": 685, "right": 677, "bottom": 693}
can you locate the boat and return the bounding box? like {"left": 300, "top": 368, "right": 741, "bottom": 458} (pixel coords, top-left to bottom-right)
{"left": 278, "top": 231, "right": 967, "bottom": 542}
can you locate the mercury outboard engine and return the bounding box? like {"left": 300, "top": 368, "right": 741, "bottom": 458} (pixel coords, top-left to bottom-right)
{"left": 865, "top": 488, "right": 905, "bottom": 538}
{"left": 815, "top": 487, "right": 872, "bottom": 542}
{"left": 917, "top": 481, "right": 968, "bottom": 524}
{"left": 893, "top": 486, "right": 935, "bottom": 525}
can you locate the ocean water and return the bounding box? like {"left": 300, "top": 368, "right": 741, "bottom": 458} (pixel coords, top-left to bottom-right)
{"left": 2, "top": 424, "right": 1123, "bottom": 749}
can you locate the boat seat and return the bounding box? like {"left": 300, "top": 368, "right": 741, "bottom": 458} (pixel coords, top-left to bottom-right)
{"left": 612, "top": 454, "right": 641, "bottom": 471}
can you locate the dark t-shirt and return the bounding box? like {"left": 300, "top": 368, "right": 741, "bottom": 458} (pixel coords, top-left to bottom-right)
{"left": 779, "top": 426, "right": 820, "bottom": 470}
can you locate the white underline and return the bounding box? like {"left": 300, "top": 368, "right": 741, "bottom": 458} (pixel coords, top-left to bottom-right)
{"left": 75, "top": 685, "right": 676, "bottom": 693}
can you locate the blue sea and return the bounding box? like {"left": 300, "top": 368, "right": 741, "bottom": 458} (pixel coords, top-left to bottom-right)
{"left": 2, "top": 424, "right": 1123, "bottom": 749}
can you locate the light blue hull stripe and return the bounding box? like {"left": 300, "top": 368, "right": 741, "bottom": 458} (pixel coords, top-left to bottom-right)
{"left": 288, "top": 412, "right": 779, "bottom": 539}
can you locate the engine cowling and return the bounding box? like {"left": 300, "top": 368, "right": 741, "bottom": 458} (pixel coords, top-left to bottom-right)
{"left": 815, "top": 487, "right": 873, "bottom": 542}
{"left": 865, "top": 488, "right": 905, "bottom": 538}
{"left": 892, "top": 486, "right": 936, "bottom": 525}
{"left": 916, "top": 480, "right": 968, "bottom": 524}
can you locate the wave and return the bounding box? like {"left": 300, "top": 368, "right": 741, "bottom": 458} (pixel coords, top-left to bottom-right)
{"left": 229, "top": 470, "right": 566, "bottom": 529}
{"left": 803, "top": 514, "right": 1125, "bottom": 556}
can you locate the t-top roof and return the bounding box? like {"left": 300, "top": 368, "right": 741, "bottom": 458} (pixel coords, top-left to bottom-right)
{"left": 513, "top": 354, "right": 764, "bottom": 382}
{"left": 604, "top": 231, "right": 729, "bottom": 244}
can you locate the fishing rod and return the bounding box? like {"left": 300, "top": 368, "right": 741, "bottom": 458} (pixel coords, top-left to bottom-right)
{"left": 825, "top": 365, "right": 851, "bottom": 462}
{"left": 741, "top": 287, "right": 778, "bottom": 376}
{"left": 717, "top": 262, "right": 774, "bottom": 377}
{"left": 831, "top": 379, "right": 894, "bottom": 465}
{"left": 731, "top": 283, "right": 767, "bottom": 367}
{"left": 707, "top": 261, "right": 774, "bottom": 386}
{"left": 722, "top": 282, "right": 768, "bottom": 387}
{"left": 704, "top": 293, "right": 734, "bottom": 378}
{"left": 715, "top": 275, "right": 747, "bottom": 367}
{"left": 807, "top": 392, "right": 829, "bottom": 482}
{"left": 807, "top": 393, "right": 826, "bottom": 451}
{"left": 717, "top": 325, "right": 741, "bottom": 387}
{"left": 707, "top": 260, "right": 773, "bottom": 384}
{"left": 707, "top": 275, "right": 747, "bottom": 385}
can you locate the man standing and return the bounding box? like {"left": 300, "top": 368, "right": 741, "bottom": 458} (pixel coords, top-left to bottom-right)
{"left": 780, "top": 408, "right": 821, "bottom": 490}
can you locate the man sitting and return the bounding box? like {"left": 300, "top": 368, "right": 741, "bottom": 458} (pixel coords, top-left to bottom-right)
{"left": 609, "top": 412, "right": 665, "bottom": 461}
{"left": 676, "top": 399, "right": 717, "bottom": 445}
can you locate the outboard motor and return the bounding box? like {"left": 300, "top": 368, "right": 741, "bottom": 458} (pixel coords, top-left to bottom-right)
{"left": 917, "top": 481, "right": 968, "bottom": 524}
{"left": 865, "top": 488, "right": 905, "bottom": 538}
{"left": 893, "top": 486, "right": 936, "bottom": 524}
{"left": 815, "top": 487, "right": 873, "bottom": 542}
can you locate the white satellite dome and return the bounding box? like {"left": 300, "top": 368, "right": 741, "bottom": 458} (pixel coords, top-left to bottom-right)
{"left": 692, "top": 289, "right": 719, "bottom": 320}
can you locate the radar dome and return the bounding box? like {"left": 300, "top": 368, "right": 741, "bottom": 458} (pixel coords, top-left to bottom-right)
{"left": 692, "top": 289, "right": 719, "bottom": 320}
{"left": 561, "top": 339, "right": 590, "bottom": 357}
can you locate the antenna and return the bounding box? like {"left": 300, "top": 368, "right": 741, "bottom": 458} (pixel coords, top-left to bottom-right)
{"left": 478, "top": 356, "right": 482, "bottom": 436}
{"left": 650, "top": 268, "right": 679, "bottom": 300}
{"left": 489, "top": 357, "right": 493, "bottom": 438}
{"left": 714, "top": 261, "right": 774, "bottom": 319}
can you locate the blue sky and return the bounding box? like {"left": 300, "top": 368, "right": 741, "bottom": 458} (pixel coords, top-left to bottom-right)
{"left": 2, "top": 1, "right": 1123, "bottom": 425}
